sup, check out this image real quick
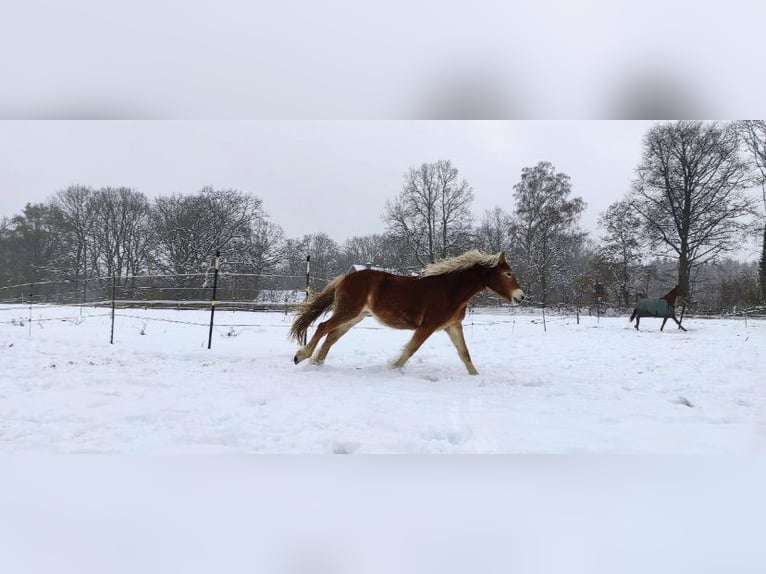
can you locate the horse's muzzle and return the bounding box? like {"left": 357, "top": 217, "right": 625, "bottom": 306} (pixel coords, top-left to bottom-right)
{"left": 512, "top": 289, "right": 525, "bottom": 304}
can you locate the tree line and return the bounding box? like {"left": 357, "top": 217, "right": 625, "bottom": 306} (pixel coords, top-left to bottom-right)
{"left": 1, "top": 120, "right": 764, "bottom": 311}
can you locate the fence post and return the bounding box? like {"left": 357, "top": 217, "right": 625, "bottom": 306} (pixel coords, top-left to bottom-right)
{"left": 303, "top": 255, "right": 311, "bottom": 345}
{"left": 542, "top": 303, "right": 547, "bottom": 332}
{"left": 28, "top": 282, "right": 33, "bottom": 336}
{"left": 110, "top": 274, "right": 116, "bottom": 344}
{"left": 207, "top": 250, "right": 221, "bottom": 350}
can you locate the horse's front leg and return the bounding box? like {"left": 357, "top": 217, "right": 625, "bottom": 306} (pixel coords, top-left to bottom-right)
{"left": 661, "top": 317, "right": 668, "bottom": 331}
{"left": 445, "top": 323, "right": 478, "bottom": 375}
{"left": 635, "top": 316, "right": 640, "bottom": 331}
{"left": 672, "top": 316, "right": 687, "bottom": 332}
{"left": 390, "top": 326, "right": 437, "bottom": 370}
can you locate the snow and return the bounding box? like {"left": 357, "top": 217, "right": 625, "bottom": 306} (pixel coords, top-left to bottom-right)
{"left": 1, "top": 304, "right": 763, "bottom": 453}
{"left": 1, "top": 305, "right": 765, "bottom": 572}
{"left": 2, "top": 455, "right": 765, "bottom": 574}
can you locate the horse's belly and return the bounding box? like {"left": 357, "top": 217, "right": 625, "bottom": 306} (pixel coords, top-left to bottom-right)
{"left": 380, "top": 321, "right": 414, "bottom": 330}
{"left": 368, "top": 307, "right": 418, "bottom": 330}
{"left": 373, "top": 313, "right": 416, "bottom": 330}
{"left": 638, "top": 309, "right": 673, "bottom": 318}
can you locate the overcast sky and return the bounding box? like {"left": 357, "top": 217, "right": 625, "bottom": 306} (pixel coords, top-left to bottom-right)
{"left": 1, "top": 120, "right": 659, "bottom": 236}
{"left": 2, "top": 2, "right": 763, "bottom": 119}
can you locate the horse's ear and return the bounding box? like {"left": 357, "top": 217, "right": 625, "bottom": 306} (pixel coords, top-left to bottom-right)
{"left": 498, "top": 251, "right": 507, "bottom": 264}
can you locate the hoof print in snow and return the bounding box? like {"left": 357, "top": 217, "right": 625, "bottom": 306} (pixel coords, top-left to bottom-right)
{"left": 421, "top": 430, "right": 462, "bottom": 445}
{"left": 332, "top": 441, "right": 360, "bottom": 454}
{"left": 523, "top": 379, "right": 545, "bottom": 387}
{"left": 675, "top": 395, "right": 695, "bottom": 408}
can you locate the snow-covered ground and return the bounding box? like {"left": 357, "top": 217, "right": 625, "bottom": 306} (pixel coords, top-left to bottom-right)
{"left": 1, "top": 304, "right": 764, "bottom": 453}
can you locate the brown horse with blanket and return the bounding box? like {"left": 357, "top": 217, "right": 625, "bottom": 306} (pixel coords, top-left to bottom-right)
{"left": 629, "top": 285, "right": 687, "bottom": 331}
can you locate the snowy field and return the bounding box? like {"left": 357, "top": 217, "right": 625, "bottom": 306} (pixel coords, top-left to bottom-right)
{"left": 0, "top": 304, "right": 764, "bottom": 453}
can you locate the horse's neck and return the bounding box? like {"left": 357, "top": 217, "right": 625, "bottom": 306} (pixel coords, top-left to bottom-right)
{"left": 664, "top": 294, "right": 676, "bottom": 307}
{"left": 450, "top": 269, "right": 488, "bottom": 301}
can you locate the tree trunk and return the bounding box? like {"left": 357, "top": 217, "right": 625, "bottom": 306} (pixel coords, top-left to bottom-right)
{"left": 621, "top": 260, "right": 630, "bottom": 306}
{"left": 759, "top": 225, "right": 766, "bottom": 303}
{"left": 678, "top": 251, "right": 691, "bottom": 294}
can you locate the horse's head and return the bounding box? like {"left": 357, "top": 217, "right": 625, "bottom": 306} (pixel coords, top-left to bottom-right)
{"left": 674, "top": 285, "right": 688, "bottom": 303}
{"left": 486, "top": 251, "right": 525, "bottom": 304}
{"left": 667, "top": 285, "right": 688, "bottom": 306}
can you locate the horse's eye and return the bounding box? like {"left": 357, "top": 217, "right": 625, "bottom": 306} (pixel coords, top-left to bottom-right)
{"left": 505, "top": 272, "right": 513, "bottom": 277}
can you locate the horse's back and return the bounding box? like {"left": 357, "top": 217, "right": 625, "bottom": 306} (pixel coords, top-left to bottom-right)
{"left": 339, "top": 269, "right": 416, "bottom": 293}
{"left": 337, "top": 270, "right": 416, "bottom": 314}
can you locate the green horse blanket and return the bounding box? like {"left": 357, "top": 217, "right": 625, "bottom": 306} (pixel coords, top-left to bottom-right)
{"left": 634, "top": 298, "right": 674, "bottom": 318}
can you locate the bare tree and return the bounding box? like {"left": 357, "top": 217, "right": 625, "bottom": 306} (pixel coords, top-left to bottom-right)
{"left": 560, "top": 237, "right": 596, "bottom": 306}
{"left": 597, "top": 198, "right": 645, "bottom": 305}
{"left": 306, "top": 233, "right": 342, "bottom": 285}
{"left": 150, "top": 187, "right": 267, "bottom": 280}
{"left": 90, "top": 187, "right": 152, "bottom": 283}
{"left": 475, "top": 206, "right": 513, "bottom": 254}
{"left": 631, "top": 121, "right": 753, "bottom": 293}
{"left": 737, "top": 120, "right": 766, "bottom": 302}
{"left": 510, "top": 161, "right": 586, "bottom": 304}
{"left": 738, "top": 120, "right": 766, "bottom": 198}
{"left": 0, "top": 185, "right": 289, "bottom": 303}
{"left": 244, "top": 216, "right": 285, "bottom": 275}
{"left": 384, "top": 160, "right": 474, "bottom": 265}
{"left": 225, "top": 215, "right": 286, "bottom": 299}
{"left": 694, "top": 259, "right": 761, "bottom": 311}
{"left": 281, "top": 233, "right": 342, "bottom": 292}
{"left": 376, "top": 232, "right": 421, "bottom": 272}
{"left": 339, "top": 233, "right": 390, "bottom": 270}
{"left": 52, "top": 185, "right": 97, "bottom": 300}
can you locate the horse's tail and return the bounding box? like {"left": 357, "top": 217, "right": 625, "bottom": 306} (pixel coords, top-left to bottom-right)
{"left": 289, "top": 275, "right": 344, "bottom": 343}
{"left": 629, "top": 308, "right": 637, "bottom": 323}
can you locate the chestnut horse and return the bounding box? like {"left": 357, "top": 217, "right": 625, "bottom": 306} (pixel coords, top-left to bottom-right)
{"left": 289, "top": 250, "right": 525, "bottom": 375}
{"left": 629, "top": 285, "right": 688, "bottom": 331}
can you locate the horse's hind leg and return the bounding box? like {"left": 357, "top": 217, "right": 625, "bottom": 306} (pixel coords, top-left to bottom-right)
{"left": 313, "top": 314, "right": 366, "bottom": 364}
{"left": 445, "top": 323, "right": 478, "bottom": 375}
{"left": 661, "top": 317, "right": 668, "bottom": 331}
{"left": 390, "top": 326, "right": 437, "bottom": 370}
{"left": 294, "top": 319, "right": 330, "bottom": 364}
{"left": 635, "top": 316, "right": 640, "bottom": 331}
{"left": 294, "top": 298, "right": 365, "bottom": 364}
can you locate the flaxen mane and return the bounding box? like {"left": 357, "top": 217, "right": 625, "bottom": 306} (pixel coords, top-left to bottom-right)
{"left": 421, "top": 250, "right": 504, "bottom": 277}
